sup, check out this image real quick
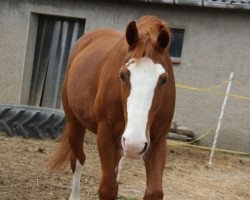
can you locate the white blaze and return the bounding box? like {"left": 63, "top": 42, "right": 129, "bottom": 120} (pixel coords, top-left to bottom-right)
{"left": 123, "top": 57, "right": 165, "bottom": 154}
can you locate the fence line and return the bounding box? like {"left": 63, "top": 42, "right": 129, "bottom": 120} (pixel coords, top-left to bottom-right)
{"left": 168, "top": 140, "right": 250, "bottom": 156}
{"left": 235, "top": 80, "right": 250, "bottom": 92}
{"left": 176, "top": 80, "right": 228, "bottom": 91}
{"left": 208, "top": 72, "right": 234, "bottom": 166}
{"left": 176, "top": 76, "right": 250, "bottom": 150}
{"left": 188, "top": 121, "right": 217, "bottom": 144}
{"left": 176, "top": 79, "right": 250, "bottom": 100}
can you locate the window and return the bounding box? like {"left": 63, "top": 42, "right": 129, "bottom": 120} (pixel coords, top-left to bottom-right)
{"left": 169, "top": 28, "right": 185, "bottom": 64}
{"left": 29, "top": 15, "right": 85, "bottom": 108}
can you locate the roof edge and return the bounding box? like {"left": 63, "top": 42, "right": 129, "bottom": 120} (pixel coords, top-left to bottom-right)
{"left": 124, "top": 0, "right": 250, "bottom": 10}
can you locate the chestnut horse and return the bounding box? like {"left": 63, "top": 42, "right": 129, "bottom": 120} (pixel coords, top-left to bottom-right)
{"left": 49, "top": 15, "right": 175, "bottom": 200}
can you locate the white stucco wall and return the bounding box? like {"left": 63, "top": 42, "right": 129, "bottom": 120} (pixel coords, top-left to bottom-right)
{"left": 0, "top": 0, "right": 249, "bottom": 152}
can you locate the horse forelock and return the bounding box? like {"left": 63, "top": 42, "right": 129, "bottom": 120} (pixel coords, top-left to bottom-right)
{"left": 130, "top": 15, "right": 172, "bottom": 59}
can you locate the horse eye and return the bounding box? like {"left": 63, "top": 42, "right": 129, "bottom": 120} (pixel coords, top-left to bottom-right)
{"left": 159, "top": 76, "right": 167, "bottom": 86}
{"left": 120, "top": 73, "right": 126, "bottom": 81}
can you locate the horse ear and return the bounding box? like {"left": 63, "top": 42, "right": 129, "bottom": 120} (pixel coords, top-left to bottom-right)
{"left": 126, "top": 21, "right": 138, "bottom": 48}
{"left": 157, "top": 29, "right": 170, "bottom": 50}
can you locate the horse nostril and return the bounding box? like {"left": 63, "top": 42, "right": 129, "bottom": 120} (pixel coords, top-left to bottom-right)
{"left": 139, "top": 142, "right": 148, "bottom": 155}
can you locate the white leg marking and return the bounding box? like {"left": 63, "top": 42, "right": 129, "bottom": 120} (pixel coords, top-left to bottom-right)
{"left": 69, "top": 159, "right": 83, "bottom": 200}
{"left": 116, "top": 157, "right": 124, "bottom": 183}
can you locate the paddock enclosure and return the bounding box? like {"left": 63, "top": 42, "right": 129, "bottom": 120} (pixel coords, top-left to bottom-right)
{"left": 1, "top": 0, "right": 250, "bottom": 153}
{"left": 0, "top": 132, "right": 249, "bottom": 200}
{"left": 1, "top": 2, "right": 250, "bottom": 199}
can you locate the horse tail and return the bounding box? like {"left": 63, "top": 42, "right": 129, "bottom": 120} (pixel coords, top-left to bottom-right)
{"left": 48, "top": 76, "right": 73, "bottom": 172}
{"left": 48, "top": 57, "right": 72, "bottom": 172}
{"left": 48, "top": 123, "right": 71, "bottom": 172}
{"left": 48, "top": 35, "right": 88, "bottom": 172}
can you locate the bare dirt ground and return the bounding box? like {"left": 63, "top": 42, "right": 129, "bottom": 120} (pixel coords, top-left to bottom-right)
{"left": 0, "top": 131, "right": 249, "bottom": 200}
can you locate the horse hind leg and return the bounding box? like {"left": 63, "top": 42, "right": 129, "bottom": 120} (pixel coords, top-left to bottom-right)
{"left": 69, "top": 159, "right": 83, "bottom": 200}
{"left": 67, "top": 119, "right": 86, "bottom": 200}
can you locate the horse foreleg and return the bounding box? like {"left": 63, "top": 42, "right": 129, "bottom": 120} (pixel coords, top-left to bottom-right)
{"left": 97, "top": 121, "right": 119, "bottom": 200}
{"left": 116, "top": 156, "right": 124, "bottom": 183}
{"left": 143, "top": 135, "right": 167, "bottom": 200}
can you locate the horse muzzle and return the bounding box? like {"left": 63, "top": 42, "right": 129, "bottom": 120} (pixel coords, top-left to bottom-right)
{"left": 121, "top": 136, "right": 149, "bottom": 159}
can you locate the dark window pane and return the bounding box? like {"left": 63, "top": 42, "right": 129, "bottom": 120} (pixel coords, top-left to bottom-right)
{"left": 169, "top": 28, "right": 185, "bottom": 58}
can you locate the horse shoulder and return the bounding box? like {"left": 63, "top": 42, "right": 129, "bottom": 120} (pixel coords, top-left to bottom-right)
{"left": 93, "top": 43, "right": 127, "bottom": 131}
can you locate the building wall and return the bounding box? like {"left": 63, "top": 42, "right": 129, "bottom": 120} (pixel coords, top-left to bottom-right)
{"left": 0, "top": 0, "right": 250, "bottom": 152}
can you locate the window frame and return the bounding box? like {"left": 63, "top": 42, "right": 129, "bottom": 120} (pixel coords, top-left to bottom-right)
{"left": 169, "top": 27, "right": 186, "bottom": 64}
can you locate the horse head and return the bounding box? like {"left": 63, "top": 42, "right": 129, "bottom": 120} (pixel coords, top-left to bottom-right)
{"left": 120, "top": 16, "right": 172, "bottom": 159}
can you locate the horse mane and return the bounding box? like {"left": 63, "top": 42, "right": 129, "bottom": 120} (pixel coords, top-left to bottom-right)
{"left": 130, "top": 15, "right": 172, "bottom": 59}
